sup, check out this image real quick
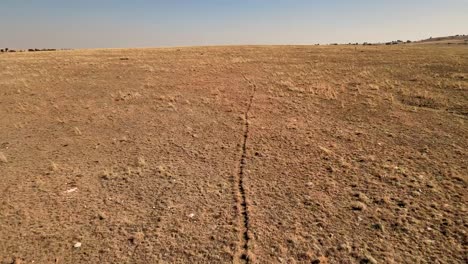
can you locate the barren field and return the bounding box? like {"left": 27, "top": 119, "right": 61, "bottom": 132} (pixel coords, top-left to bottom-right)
{"left": 0, "top": 45, "right": 467, "bottom": 264}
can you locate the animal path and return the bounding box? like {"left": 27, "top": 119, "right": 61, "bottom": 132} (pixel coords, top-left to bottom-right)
{"left": 234, "top": 75, "right": 257, "bottom": 263}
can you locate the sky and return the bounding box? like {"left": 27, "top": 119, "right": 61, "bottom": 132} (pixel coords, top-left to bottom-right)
{"left": 1, "top": 0, "right": 467, "bottom": 49}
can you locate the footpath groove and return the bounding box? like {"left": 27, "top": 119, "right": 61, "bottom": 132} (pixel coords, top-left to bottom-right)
{"left": 234, "top": 75, "right": 257, "bottom": 263}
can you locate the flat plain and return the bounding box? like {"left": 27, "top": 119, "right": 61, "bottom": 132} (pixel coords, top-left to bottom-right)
{"left": 0, "top": 44, "right": 467, "bottom": 263}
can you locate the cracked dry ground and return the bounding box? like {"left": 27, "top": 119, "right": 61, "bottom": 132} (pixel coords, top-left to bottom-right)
{"left": 0, "top": 45, "right": 467, "bottom": 263}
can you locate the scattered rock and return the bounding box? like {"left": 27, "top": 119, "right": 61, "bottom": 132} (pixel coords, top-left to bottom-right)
{"left": 129, "top": 232, "right": 145, "bottom": 245}
{"left": 64, "top": 187, "right": 78, "bottom": 194}
{"left": 98, "top": 212, "right": 106, "bottom": 220}
{"left": 338, "top": 242, "right": 351, "bottom": 252}
{"left": 157, "top": 165, "right": 165, "bottom": 173}
{"left": 369, "top": 84, "right": 379, "bottom": 90}
{"left": 355, "top": 192, "right": 370, "bottom": 203}
{"left": 397, "top": 200, "right": 407, "bottom": 208}
{"left": 371, "top": 223, "right": 385, "bottom": 232}
{"left": 423, "top": 239, "right": 435, "bottom": 244}
{"left": 74, "top": 242, "right": 82, "bottom": 248}
{"left": 188, "top": 213, "right": 195, "bottom": 218}
{"left": 306, "top": 182, "right": 313, "bottom": 187}
{"left": 360, "top": 254, "right": 378, "bottom": 264}
{"left": 452, "top": 175, "right": 465, "bottom": 184}
{"left": 101, "top": 169, "right": 113, "bottom": 180}
{"left": 312, "top": 256, "right": 329, "bottom": 264}
{"left": 351, "top": 201, "right": 366, "bottom": 211}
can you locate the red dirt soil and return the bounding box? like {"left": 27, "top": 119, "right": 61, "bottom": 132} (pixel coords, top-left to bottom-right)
{"left": 0, "top": 45, "right": 467, "bottom": 263}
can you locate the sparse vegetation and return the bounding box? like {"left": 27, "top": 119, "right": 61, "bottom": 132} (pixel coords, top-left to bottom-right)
{"left": 0, "top": 43, "right": 466, "bottom": 263}
{"left": 0, "top": 152, "right": 7, "bottom": 163}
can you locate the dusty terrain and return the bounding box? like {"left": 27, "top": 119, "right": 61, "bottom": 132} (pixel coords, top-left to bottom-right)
{"left": 0, "top": 45, "right": 467, "bottom": 263}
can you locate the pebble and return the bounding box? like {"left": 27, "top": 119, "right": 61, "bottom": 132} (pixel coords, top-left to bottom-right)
{"left": 64, "top": 187, "right": 78, "bottom": 194}
{"left": 338, "top": 242, "right": 351, "bottom": 253}
{"left": 74, "top": 242, "right": 82, "bottom": 248}
{"left": 397, "top": 200, "right": 407, "bottom": 208}
{"left": 129, "top": 232, "right": 145, "bottom": 245}
{"left": 98, "top": 212, "right": 106, "bottom": 220}
{"left": 361, "top": 254, "right": 378, "bottom": 264}
{"left": 356, "top": 192, "right": 370, "bottom": 203}
{"left": 372, "top": 223, "right": 385, "bottom": 232}
{"left": 351, "top": 201, "right": 366, "bottom": 211}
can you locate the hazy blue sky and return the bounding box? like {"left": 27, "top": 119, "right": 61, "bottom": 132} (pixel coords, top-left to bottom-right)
{"left": 1, "top": 0, "right": 467, "bottom": 49}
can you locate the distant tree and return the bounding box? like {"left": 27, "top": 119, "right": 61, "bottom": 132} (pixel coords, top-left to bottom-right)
{"left": 406, "top": 40, "right": 412, "bottom": 43}
{"left": 0, "top": 49, "right": 3, "bottom": 52}
{"left": 5, "top": 48, "right": 8, "bottom": 52}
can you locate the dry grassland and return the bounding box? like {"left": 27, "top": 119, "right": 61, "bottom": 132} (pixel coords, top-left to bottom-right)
{"left": 0, "top": 45, "right": 467, "bottom": 263}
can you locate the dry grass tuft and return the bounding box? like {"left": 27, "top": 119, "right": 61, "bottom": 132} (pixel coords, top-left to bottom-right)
{"left": 73, "top": 127, "right": 82, "bottom": 136}
{"left": 49, "top": 162, "right": 59, "bottom": 171}
{"left": 398, "top": 90, "right": 447, "bottom": 109}
{"left": 136, "top": 156, "right": 147, "bottom": 167}
{"left": 0, "top": 152, "right": 7, "bottom": 163}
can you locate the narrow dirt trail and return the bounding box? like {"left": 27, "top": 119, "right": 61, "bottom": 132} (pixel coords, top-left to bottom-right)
{"left": 234, "top": 75, "right": 258, "bottom": 263}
